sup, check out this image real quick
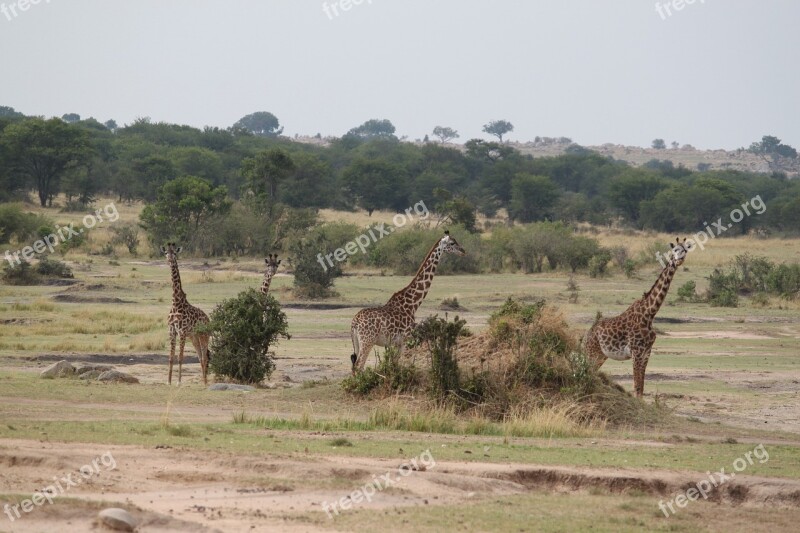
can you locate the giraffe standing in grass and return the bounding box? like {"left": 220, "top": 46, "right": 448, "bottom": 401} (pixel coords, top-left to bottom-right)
{"left": 583, "top": 238, "right": 691, "bottom": 398}
{"left": 162, "top": 243, "right": 211, "bottom": 385}
{"left": 350, "top": 231, "right": 466, "bottom": 373}
{"left": 260, "top": 254, "right": 281, "bottom": 296}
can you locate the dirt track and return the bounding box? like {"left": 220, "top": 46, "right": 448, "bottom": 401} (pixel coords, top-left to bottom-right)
{"left": 2, "top": 438, "right": 800, "bottom": 532}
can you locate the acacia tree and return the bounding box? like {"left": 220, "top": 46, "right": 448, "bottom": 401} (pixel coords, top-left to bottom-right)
{"left": 749, "top": 135, "right": 798, "bottom": 171}
{"left": 1, "top": 118, "right": 94, "bottom": 206}
{"left": 346, "top": 119, "right": 396, "bottom": 139}
{"left": 432, "top": 126, "right": 459, "bottom": 144}
{"left": 482, "top": 120, "right": 514, "bottom": 143}
{"left": 233, "top": 111, "right": 283, "bottom": 137}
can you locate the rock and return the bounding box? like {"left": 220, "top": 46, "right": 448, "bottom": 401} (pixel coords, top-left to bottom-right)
{"left": 98, "top": 507, "right": 137, "bottom": 531}
{"left": 79, "top": 370, "right": 103, "bottom": 380}
{"left": 76, "top": 364, "right": 113, "bottom": 375}
{"left": 40, "top": 360, "right": 75, "bottom": 378}
{"left": 207, "top": 383, "right": 255, "bottom": 392}
{"left": 97, "top": 370, "right": 139, "bottom": 384}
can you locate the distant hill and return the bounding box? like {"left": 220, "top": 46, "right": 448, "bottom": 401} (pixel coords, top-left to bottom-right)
{"left": 292, "top": 135, "right": 799, "bottom": 177}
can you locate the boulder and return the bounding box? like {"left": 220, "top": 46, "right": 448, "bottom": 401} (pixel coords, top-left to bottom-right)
{"left": 97, "top": 507, "right": 137, "bottom": 531}
{"left": 97, "top": 370, "right": 139, "bottom": 384}
{"left": 40, "top": 360, "right": 75, "bottom": 378}
{"left": 79, "top": 370, "right": 103, "bottom": 380}
{"left": 76, "top": 364, "right": 113, "bottom": 375}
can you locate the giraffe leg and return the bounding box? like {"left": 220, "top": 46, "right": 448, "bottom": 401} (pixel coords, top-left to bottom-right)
{"left": 190, "top": 334, "right": 209, "bottom": 385}
{"left": 168, "top": 333, "right": 176, "bottom": 385}
{"left": 632, "top": 346, "right": 653, "bottom": 399}
{"left": 178, "top": 336, "right": 186, "bottom": 384}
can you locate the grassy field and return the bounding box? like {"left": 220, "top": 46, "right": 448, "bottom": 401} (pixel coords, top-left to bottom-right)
{"left": 0, "top": 198, "right": 799, "bottom": 532}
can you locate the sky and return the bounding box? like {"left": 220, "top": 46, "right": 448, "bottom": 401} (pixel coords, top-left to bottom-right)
{"left": 1, "top": 0, "right": 798, "bottom": 150}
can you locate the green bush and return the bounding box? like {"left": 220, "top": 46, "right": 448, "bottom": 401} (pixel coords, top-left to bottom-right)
{"left": 2, "top": 260, "right": 38, "bottom": 285}
{"left": 0, "top": 204, "right": 52, "bottom": 245}
{"left": 290, "top": 222, "right": 360, "bottom": 299}
{"left": 411, "top": 315, "right": 468, "bottom": 405}
{"left": 36, "top": 257, "right": 73, "bottom": 278}
{"left": 676, "top": 280, "right": 697, "bottom": 302}
{"left": 766, "top": 263, "right": 800, "bottom": 298}
{"left": 205, "top": 289, "right": 290, "bottom": 384}
{"left": 622, "top": 259, "right": 638, "bottom": 278}
{"left": 588, "top": 250, "right": 612, "bottom": 278}
{"left": 110, "top": 224, "right": 140, "bottom": 255}
{"left": 341, "top": 345, "right": 418, "bottom": 396}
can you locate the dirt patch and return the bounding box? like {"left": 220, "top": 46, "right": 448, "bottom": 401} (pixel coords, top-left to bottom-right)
{"left": 52, "top": 294, "right": 133, "bottom": 304}
{"left": 283, "top": 303, "right": 358, "bottom": 310}
{"left": 667, "top": 331, "right": 774, "bottom": 340}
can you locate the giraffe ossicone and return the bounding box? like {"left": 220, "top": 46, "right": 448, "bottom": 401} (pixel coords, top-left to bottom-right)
{"left": 162, "top": 242, "right": 211, "bottom": 385}
{"left": 583, "top": 237, "right": 691, "bottom": 398}
{"left": 349, "top": 231, "right": 466, "bottom": 374}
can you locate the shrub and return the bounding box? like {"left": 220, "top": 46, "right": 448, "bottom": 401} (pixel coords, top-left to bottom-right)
{"left": 291, "top": 222, "right": 360, "bottom": 299}
{"left": 205, "top": 289, "right": 290, "bottom": 384}
{"left": 36, "top": 257, "right": 73, "bottom": 278}
{"left": 110, "top": 224, "right": 140, "bottom": 255}
{"left": 341, "top": 345, "right": 418, "bottom": 396}
{"left": 676, "top": 280, "right": 697, "bottom": 302}
{"left": 588, "top": 250, "right": 612, "bottom": 278}
{"left": 2, "top": 260, "right": 38, "bottom": 285}
{"left": 766, "top": 263, "right": 800, "bottom": 298}
{"left": 411, "top": 315, "right": 468, "bottom": 405}
{"left": 706, "top": 268, "right": 740, "bottom": 307}
{"left": 0, "top": 204, "right": 52, "bottom": 245}
{"left": 622, "top": 259, "right": 637, "bottom": 278}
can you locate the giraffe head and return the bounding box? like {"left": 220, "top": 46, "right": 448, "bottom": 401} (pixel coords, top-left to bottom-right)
{"left": 160, "top": 242, "right": 182, "bottom": 263}
{"left": 668, "top": 237, "right": 691, "bottom": 267}
{"left": 440, "top": 231, "right": 466, "bottom": 256}
{"left": 264, "top": 254, "right": 281, "bottom": 277}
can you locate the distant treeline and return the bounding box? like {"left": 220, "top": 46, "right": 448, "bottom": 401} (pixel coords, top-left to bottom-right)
{"left": 1, "top": 108, "right": 799, "bottom": 238}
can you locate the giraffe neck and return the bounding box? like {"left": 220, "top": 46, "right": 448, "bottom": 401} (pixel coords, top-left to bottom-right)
{"left": 168, "top": 257, "right": 187, "bottom": 305}
{"left": 260, "top": 273, "right": 274, "bottom": 295}
{"left": 639, "top": 262, "right": 678, "bottom": 322}
{"left": 387, "top": 241, "right": 444, "bottom": 315}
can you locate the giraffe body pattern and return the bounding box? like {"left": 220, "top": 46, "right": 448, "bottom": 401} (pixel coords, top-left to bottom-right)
{"left": 583, "top": 238, "right": 690, "bottom": 398}
{"left": 350, "top": 232, "right": 466, "bottom": 373}
{"left": 162, "top": 243, "right": 211, "bottom": 385}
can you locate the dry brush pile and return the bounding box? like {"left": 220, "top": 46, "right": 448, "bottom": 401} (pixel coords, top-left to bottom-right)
{"left": 343, "top": 298, "right": 666, "bottom": 428}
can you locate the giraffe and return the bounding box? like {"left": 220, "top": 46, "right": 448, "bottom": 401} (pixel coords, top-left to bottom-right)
{"left": 161, "top": 243, "right": 211, "bottom": 385}
{"left": 583, "top": 238, "right": 691, "bottom": 398}
{"left": 260, "top": 254, "right": 281, "bottom": 296}
{"left": 350, "top": 231, "right": 466, "bottom": 373}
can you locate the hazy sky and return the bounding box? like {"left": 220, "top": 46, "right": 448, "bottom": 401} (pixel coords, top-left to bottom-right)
{"left": 1, "top": 0, "right": 798, "bottom": 149}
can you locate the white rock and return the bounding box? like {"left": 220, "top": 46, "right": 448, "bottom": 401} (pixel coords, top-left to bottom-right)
{"left": 98, "top": 507, "right": 137, "bottom": 531}
{"left": 40, "top": 360, "right": 74, "bottom": 378}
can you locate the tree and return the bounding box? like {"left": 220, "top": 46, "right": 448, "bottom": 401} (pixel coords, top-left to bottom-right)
{"left": 651, "top": 138, "right": 666, "bottom": 149}
{"left": 104, "top": 119, "right": 118, "bottom": 131}
{"left": 341, "top": 158, "right": 408, "bottom": 215}
{"left": 346, "top": 119, "right": 396, "bottom": 140}
{"left": 749, "top": 135, "right": 798, "bottom": 171}
{"left": 1, "top": 118, "right": 94, "bottom": 206}
{"left": 61, "top": 113, "right": 81, "bottom": 123}
{"left": 607, "top": 169, "right": 667, "bottom": 224}
{"left": 0, "top": 106, "right": 24, "bottom": 119}
{"left": 509, "top": 174, "right": 561, "bottom": 222}
{"left": 233, "top": 111, "right": 283, "bottom": 137}
{"left": 241, "top": 148, "right": 296, "bottom": 214}
{"left": 432, "top": 126, "right": 459, "bottom": 144}
{"left": 139, "top": 176, "right": 232, "bottom": 251}
{"left": 433, "top": 188, "right": 478, "bottom": 233}
{"left": 482, "top": 120, "right": 514, "bottom": 142}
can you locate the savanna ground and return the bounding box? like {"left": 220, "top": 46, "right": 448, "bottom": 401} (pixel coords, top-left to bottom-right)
{"left": 0, "top": 199, "right": 799, "bottom": 532}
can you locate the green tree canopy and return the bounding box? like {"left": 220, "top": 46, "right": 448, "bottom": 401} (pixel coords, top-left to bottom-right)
{"left": 482, "top": 120, "right": 514, "bottom": 142}
{"left": 1, "top": 118, "right": 94, "bottom": 206}
{"left": 233, "top": 111, "right": 283, "bottom": 137}
{"left": 509, "top": 174, "right": 561, "bottom": 222}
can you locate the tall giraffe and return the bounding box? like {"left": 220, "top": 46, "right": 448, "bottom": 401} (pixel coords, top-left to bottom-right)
{"left": 161, "top": 243, "right": 211, "bottom": 385}
{"left": 350, "top": 231, "right": 466, "bottom": 373}
{"left": 583, "top": 238, "right": 691, "bottom": 398}
{"left": 260, "top": 254, "right": 281, "bottom": 296}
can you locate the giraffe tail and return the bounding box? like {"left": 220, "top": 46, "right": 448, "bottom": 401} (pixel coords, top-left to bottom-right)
{"left": 350, "top": 328, "right": 359, "bottom": 372}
